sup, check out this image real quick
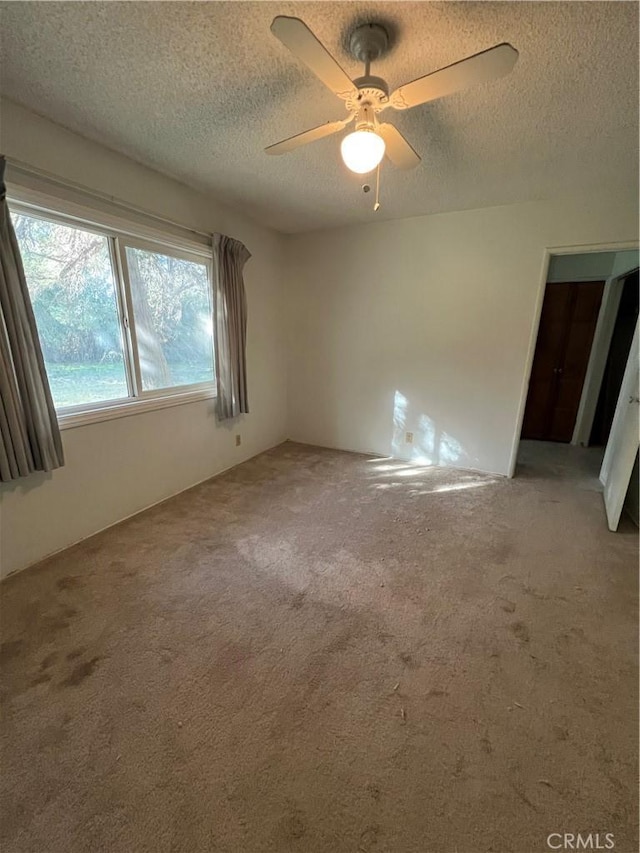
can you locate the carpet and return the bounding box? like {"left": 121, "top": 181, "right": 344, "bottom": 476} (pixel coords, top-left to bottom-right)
{"left": 1, "top": 441, "right": 638, "bottom": 852}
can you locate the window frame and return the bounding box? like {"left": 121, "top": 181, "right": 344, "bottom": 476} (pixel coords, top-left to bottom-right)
{"left": 116, "top": 235, "right": 215, "bottom": 402}
{"left": 8, "top": 196, "right": 216, "bottom": 430}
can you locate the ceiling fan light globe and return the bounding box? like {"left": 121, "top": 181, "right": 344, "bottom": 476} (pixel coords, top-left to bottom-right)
{"left": 340, "top": 129, "right": 385, "bottom": 174}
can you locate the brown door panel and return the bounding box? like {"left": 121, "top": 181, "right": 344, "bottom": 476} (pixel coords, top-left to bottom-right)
{"left": 522, "top": 280, "right": 604, "bottom": 442}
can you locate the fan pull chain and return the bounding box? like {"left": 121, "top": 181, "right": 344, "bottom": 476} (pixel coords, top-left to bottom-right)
{"left": 374, "top": 162, "right": 381, "bottom": 212}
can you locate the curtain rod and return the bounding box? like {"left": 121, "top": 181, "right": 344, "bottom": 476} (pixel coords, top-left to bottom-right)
{"left": 4, "top": 156, "right": 212, "bottom": 242}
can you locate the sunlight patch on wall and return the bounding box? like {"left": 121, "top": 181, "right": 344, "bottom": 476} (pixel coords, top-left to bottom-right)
{"left": 391, "top": 390, "right": 464, "bottom": 466}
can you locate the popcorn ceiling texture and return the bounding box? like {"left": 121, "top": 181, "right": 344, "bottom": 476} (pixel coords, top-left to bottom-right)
{"left": 0, "top": 1, "right": 638, "bottom": 233}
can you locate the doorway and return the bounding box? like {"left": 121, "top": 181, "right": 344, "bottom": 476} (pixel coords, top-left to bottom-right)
{"left": 515, "top": 248, "right": 639, "bottom": 527}
{"left": 520, "top": 250, "right": 639, "bottom": 448}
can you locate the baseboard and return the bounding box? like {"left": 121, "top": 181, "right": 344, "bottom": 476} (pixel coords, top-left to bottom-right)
{"left": 284, "top": 438, "right": 384, "bottom": 460}
{"left": 286, "top": 437, "right": 506, "bottom": 478}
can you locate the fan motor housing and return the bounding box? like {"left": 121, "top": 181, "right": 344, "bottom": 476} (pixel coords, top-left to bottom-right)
{"left": 345, "top": 76, "right": 389, "bottom": 112}
{"left": 354, "top": 76, "right": 389, "bottom": 98}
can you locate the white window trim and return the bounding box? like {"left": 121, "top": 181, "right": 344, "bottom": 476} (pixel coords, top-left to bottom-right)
{"left": 7, "top": 182, "right": 211, "bottom": 256}
{"left": 58, "top": 387, "right": 216, "bottom": 430}
{"left": 9, "top": 193, "right": 217, "bottom": 430}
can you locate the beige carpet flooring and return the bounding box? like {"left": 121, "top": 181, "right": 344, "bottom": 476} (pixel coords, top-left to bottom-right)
{"left": 1, "top": 441, "right": 638, "bottom": 853}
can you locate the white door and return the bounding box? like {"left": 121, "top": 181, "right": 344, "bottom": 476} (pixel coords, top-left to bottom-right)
{"left": 600, "top": 317, "right": 640, "bottom": 530}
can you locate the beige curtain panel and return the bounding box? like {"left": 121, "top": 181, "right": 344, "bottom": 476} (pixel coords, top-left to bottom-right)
{"left": 213, "top": 233, "right": 251, "bottom": 421}
{"left": 0, "top": 156, "right": 64, "bottom": 481}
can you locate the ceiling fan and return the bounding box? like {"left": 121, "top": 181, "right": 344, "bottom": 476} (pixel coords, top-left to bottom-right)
{"left": 266, "top": 16, "right": 518, "bottom": 175}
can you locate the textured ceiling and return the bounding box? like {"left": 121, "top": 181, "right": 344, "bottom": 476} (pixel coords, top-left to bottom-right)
{"left": 1, "top": 1, "right": 638, "bottom": 233}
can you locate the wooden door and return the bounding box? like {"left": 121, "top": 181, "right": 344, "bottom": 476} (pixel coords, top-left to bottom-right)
{"left": 522, "top": 281, "right": 605, "bottom": 442}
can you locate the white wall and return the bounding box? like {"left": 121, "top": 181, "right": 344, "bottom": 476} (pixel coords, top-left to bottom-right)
{"left": 1, "top": 98, "right": 638, "bottom": 575}
{"left": 0, "top": 100, "right": 288, "bottom": 577}
{"left": 285, "top": 196, "right": 638, "bottom": 477}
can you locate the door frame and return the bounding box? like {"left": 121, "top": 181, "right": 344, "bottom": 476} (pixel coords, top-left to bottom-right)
{"left": 572, "top": 265, "right": 639, "bottom": 446}
{"left": 571, "top": 273, "right": 627, "bottom": 445}
{"left": 600, "top": 317, "right": 639, "bottom": 530}
{"left": 508, "top": 240, "right": 639, "bottom": 478}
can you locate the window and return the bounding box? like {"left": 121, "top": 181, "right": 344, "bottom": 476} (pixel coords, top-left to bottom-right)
{"left": 123, "top": 245, "right": 214, "bottom": 392}
{"left": 10, "top": 204, "right": 215, "bottom": 423}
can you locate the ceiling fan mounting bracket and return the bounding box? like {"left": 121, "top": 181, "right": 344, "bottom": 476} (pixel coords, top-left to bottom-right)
{"left": 348, "top": 23, "right": 390, "bottom": 64}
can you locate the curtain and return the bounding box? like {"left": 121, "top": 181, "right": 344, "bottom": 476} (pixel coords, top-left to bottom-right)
{"left": 0, "top": 156, "right": 64, "bottom": 481}
{"left": 212, "top": 233, "right": 251, "bottom": 420}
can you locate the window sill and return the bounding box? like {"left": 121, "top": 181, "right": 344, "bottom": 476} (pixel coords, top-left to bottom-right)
{"left": 57, "top": 387, "right": 216, "bottom": 430}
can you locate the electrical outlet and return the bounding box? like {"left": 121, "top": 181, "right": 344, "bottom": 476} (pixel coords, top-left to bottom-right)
{"left": 405, "top": 431, "right": 413, "bottom": 444}
{"left": 235, "top": 434, "right": 241, "bottom": 447}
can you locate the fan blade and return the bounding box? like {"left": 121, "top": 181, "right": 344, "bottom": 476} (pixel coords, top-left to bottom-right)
{"left": 271, "top": 16, "right": 356, "bottom": 99}
{"left": 266, "top": 118, "right": 353, "bottom": 155}
{"left": 377, "top": 123, "right": 421, "bottom": 170}
{"left": 389, "top": 43, "right": 518, "bottom": 110}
